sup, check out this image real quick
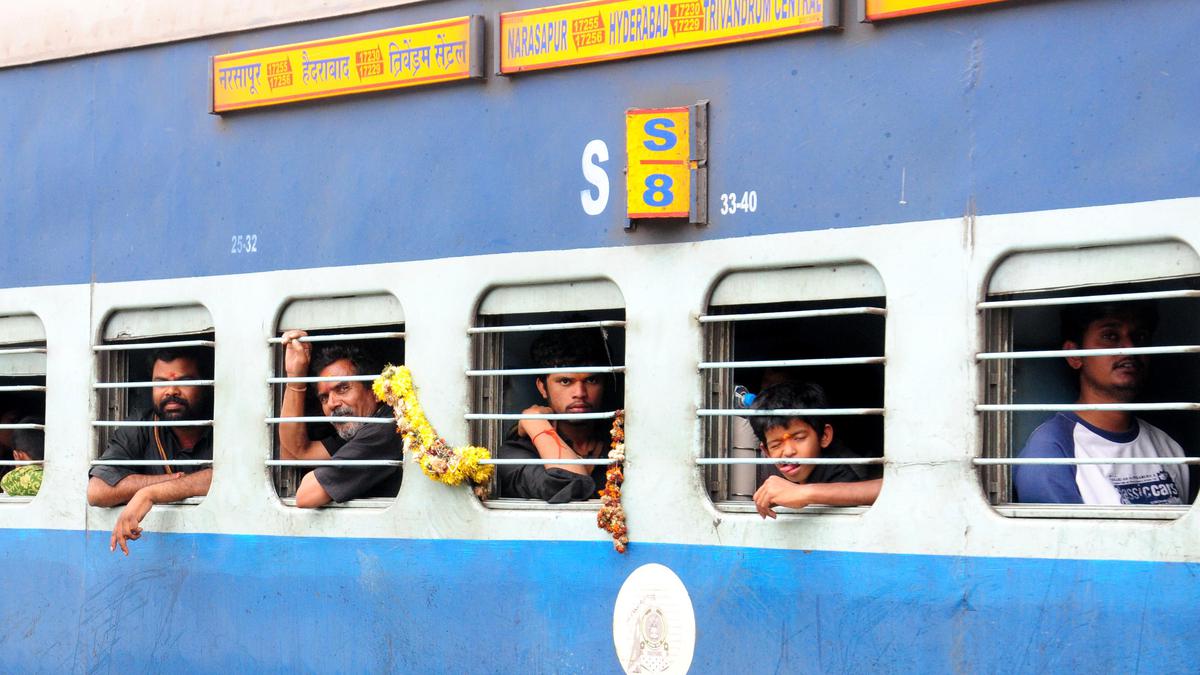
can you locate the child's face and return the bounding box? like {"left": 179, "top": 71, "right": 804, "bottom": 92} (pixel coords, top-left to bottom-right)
{"left": 761, "top": 419, "right": 833, "bottom": 484}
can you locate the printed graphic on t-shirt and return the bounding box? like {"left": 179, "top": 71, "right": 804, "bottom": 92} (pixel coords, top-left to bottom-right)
{"left": 1110, "top": 469, "right": 1181, "bottom": 505}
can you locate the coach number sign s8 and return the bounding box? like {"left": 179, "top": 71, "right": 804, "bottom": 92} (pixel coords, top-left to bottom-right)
{"left": 625, "top": 102, "right": 708, "bottom": 226}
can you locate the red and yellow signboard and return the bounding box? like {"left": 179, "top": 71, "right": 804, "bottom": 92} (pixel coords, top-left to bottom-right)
{"left": 861, "top": 0, "right": 1008, "bottom": 21}
{"left": 211, "top": 16, "right": 483, "bottom": 113}
{"left": 626, "top": 104, "right": 707, "bottom": 222}
{"left": 500, "top": 0, "right": 836, "bottom": 74}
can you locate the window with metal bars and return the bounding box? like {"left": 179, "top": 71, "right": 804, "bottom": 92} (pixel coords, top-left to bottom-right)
{"left": 267, "top": 294, "right": 405, "bottom": 507}
{"left": 698, "top": 264, "right": 886, "bottom": 513}
{"left": 0, "top": 314, "right": 47, "bottom": 503}
{"left": 978, "top": 241, "right": 1200, "bottom": 519}
{"left": 468, "top": 280, "right": 625, "bottom": 505}
{"left": 92, "top": 305, "right": 215, "bottom": 505}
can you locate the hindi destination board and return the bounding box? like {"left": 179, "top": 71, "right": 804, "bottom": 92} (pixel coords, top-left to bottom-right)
{"left": 211, "top": 16, "right": 483, "bottom": 113}
{"left": 500, "top": 0, "right": 837, "bottom": 74}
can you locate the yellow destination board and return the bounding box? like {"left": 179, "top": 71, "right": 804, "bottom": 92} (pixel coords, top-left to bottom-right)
{"left": 500, "top": 0, "right": 836, "bottom": 74}
{"left": 211, "top": 16, "right": 483, "bottom": 113}
{"left": 861, "top": 0, "right": 1008, "bottom": 21}
{"left": 627, "top": 106, "right": 698, "bottom": 220}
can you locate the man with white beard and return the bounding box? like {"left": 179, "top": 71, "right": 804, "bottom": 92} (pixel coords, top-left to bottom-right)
{"left": 278, "top": 331, "right": 402, "bottom": 507}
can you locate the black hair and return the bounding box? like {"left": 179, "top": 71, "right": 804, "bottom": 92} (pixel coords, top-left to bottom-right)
{"left": 148, "top": 346, "right": 213, "bottom": 379}
{"left": 12, "top": 417, "right": 44, "bottom": 461}
{"left": 530, "top": 329, "right": 608, "bottom": 375}
{"left": 748, "top": 382, "right": 830, "bottom": 445}
{"left": 1060, "top": 301, "right": 1158, "bottom": 345}
{"left": 311, "top": 343, "right": 377, "bottom": 378}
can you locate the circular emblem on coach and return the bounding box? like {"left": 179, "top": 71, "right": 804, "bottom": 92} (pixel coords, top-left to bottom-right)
{"left": 613, "top": 563, "right": 696, "bottom": 674}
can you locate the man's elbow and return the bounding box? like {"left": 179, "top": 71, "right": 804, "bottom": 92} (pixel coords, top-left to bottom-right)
{"left": 86, "top": 479, "right": 117, "bottom": 507}
{"left": 294, "top": 478, "right": 332, "bottom": 508}
{"left": 294, "top": 491, "right": 331, "bottom": 508}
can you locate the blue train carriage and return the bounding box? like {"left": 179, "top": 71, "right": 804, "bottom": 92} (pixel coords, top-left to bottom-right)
{"left": 1, "top": 0, "right": 1199, "bottom": 671}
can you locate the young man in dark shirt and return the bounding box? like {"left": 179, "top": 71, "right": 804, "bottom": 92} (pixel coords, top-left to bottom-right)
{"left": 748, "top": 382, "right": 882, "bottom": 518}
{"left": 497, "top": 330, "right": 614, "bottom": 503}
{"left": 278, "top": 330, "right": 402, "bottom": 507}
{"left": 88, "top": 347, "right": 215, "bottom": 554}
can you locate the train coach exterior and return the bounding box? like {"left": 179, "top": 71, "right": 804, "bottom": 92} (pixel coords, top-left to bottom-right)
{"left": 1, "top": 0, "right": 1199, "bottom": 672}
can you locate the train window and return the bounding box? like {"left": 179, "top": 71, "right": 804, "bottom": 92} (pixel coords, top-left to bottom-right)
{"left": 978, "top": 241, "right": 1200, "bottom": 519}
{"left": 267, "top": 294, "right": 405, "bottom": 508}
{"left": 92, "top": 305, "right": 215, "bottom": 506}
{"left": 469, "top": 279, "right": 625, "bottom": 507}
{"left": 0, "top": 314, "right": 47, "bottom": 503}
{"left": 699, "top": 264, "right": 886, "bottom": 515}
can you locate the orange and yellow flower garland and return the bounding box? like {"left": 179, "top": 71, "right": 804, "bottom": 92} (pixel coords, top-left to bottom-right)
{"left": 597, "top": 410, "right": 628, "bottom": 553}
{"left": 373, "top": 365, "right": 494, "bottom": 495}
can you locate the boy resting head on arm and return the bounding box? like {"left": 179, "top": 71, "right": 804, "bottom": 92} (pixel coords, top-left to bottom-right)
{"left": 748, "top": 382, "right": 883, "bottom": 518}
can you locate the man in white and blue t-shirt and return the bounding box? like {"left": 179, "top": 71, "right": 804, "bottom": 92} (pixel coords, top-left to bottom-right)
{"left": 1014, "top": 301, "right": 1190, "bottom": 505}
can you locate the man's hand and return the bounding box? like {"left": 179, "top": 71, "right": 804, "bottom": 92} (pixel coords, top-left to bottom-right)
{"left": 518, "top": 405, "right": 554, "bottom": 438}
{"left": 110, "top": 492, "right": 153, "bottom": 555}
{"left": 281, "top": 329, "right": 311, "bottom": 378}
{"left": 753, "top": 476, "right": 809, "bottom": 519}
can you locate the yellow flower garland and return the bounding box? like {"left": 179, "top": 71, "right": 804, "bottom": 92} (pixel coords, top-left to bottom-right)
{"left": 373, "top": 365, "right": 495, "bottom": 490}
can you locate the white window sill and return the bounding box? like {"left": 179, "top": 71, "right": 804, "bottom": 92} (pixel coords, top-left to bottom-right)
{"left": 994, "top": 504, "right": 1189, "bottom": 520}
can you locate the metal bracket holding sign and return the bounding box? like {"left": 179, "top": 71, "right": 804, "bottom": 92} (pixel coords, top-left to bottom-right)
{"left": 625, "top": 101, "right": 708, "bottom": 229}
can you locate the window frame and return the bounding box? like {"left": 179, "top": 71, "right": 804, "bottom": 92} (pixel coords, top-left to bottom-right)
{"left": 976, "top": 241, "right": 1200, "bottom": 520}
{"left": 266, "top": 293, "right": 406, "bottom": 508}
{"left": 0, "top": 312, "right": 47, "bottom": 505}
{"left": 467, "top": 280, "right": 627, "bottom": 509}
{"left": 698, "top": 263, "right": 888, "bottom": 515}
{"left": 91, "top": 305, "right": 216, "bottom": 507}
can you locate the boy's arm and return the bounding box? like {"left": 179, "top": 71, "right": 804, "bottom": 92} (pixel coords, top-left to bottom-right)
{"left": 754, "top": 476, "right": 882, "bottom": 519}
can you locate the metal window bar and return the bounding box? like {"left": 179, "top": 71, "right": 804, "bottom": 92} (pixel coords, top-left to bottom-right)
{"left": 468, "top": 320, "right": 627, "bottom": 334}
{"left": 92, "top": 420, "right": 214, "bottom": 427}
{"left": 94, "top": 380, "right": 214, "bottom": 389}
{"left": 978, "top": 289, "right": 1200, "bottom": 310}
{"left": 977, "top": 403, "right": 1200, "bottom": 412}
{"left": 466, "top": 366, "right": 625, "bottom": 376}
{"left": 699, "top": 356, "right": 885, "bottom": 370}
{"left": 699, "top": 408, "right": 885, "bottom": 417}
{"left": 995, "top": 506, "right": 1186, "bottom": 520}
{"left": 701, "top": 317, "right": 733, "bottom": 502}
{"left": 0, "top": 423, "right": 46, "bottom": 430}
{"left": 0, "top": 385, "right": 46, "bottom": 392}
{"left": 0, "top": 347, "right": 46, "bottom": 355}
{"left": 480, "top": 458, "right": 617, "bottom": 466}
{"left": 715, "top": 502, "right": 870, "bottom": 515}
{"left": 465, "top": 411, "right": 618, "bottom": 421}
{"left": 267, "top": 331, "right": 406, "bottom": 344}
{"left": 93, "top": 340, "right": 215, "bottom": 351}
{"left": 0, "top": 460, "right": 44, "bottom": 466}
{"left": 267, "top": 375, "right": 377, "bottom": 384}
{"left": 977, "top": 345, "right": 1200, "bottom": 360}
{"left": 982, "top": 303, "right": 1014, "bottom": 505}
{"left": 975, "top": 457, "right": 1200, "bottom": 466}
{"left": 697, "top": 457, "right": 885, "bottom": 465}
{"left": 265, "top": 416, "right": 394, "bottom": 424}
{"left": 698, "top": 307, "right": 887, "bottom": 323}
{"left": 89, "top": 459, "right": 213, "bottom": 466}
{"left": 266, "top": 459, "right": 403, "bottom": 467}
